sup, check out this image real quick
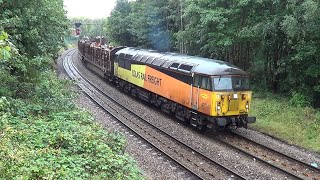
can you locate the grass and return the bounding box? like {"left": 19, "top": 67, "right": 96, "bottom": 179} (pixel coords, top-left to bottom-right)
{"left": 249, "top": 92, "right": 320, "bottom": 153}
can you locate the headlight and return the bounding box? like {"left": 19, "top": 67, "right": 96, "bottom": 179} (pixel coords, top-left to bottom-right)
{"left": 245, "top": 103, "right": 249, "bottom": 109}
{"left": 217, "top": 102, "right": 221, "bottom": 111}
{"left": 233, "top": 93, "right": 238, "bottom": 99}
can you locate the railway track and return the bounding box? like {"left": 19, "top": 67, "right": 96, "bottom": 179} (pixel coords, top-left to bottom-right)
{"left": 215, "top": 131, "right": 320, "bottom": 180}
{"left": 63, "top": 49, "right": 246, "bottom": 179}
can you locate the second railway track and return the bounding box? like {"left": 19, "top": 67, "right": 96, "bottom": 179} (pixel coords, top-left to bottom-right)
{"left": 215, "top": 131, "right": 320, "bottom": 180}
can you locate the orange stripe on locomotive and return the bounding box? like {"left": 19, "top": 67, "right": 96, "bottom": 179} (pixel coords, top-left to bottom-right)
{"left": 116, "top": 61, "right": 213, "bottom": 116}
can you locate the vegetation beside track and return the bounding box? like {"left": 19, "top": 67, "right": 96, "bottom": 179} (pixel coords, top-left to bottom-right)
{"left": 0, "top": 45, "right": 143, "bottom": 179}
{"left": 250, "top": 92, "right": 320, "bottom": 152}
{"left": 0, "top": 0, "right": 143, "bottom": 179}
{"left": 0, "top": 74, "right": 143, "bottom": 179}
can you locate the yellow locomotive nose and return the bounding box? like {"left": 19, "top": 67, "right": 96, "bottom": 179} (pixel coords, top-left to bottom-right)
{"left": 212, "top": 91, "right": 252, "bottom": 116}
{"left": 211, "top": 91, "right": 255, "bottom": 127}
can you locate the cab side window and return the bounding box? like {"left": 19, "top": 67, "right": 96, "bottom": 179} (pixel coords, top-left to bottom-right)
{"left": 201, "top": 76, "right": 211, "bottom": 90}
{"left": 193, "top": 74, "right": 211, "bottom": 90}
{"left": 118, "top": 54, "right": 125, "bottom": 68}
{"left": 194, "top": 75, "right": 201, "bottom": 87}
{"left": 201, "top": 77, "right": 207, "bottom": 89}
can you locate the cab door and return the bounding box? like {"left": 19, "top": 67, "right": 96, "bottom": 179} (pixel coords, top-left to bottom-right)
{"left": 191, "top": 75, "right": 212, "bottom": 114}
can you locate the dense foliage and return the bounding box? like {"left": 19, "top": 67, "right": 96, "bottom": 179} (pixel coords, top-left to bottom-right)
{"left": 0, "top": 73, "right": 142, "bottom": 179}
{"left": 1, "top": 0, "right": 68, "bottom": 58}
{"left": 107, "top": 0, "right": 320, "bottom": 107}
{"left": 1, "top": 0, "right": 143, "bottom": 178}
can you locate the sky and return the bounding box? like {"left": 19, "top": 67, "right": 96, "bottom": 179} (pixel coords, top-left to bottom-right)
{"left": 63, "top": 0, "right": 117, "bottom": 19}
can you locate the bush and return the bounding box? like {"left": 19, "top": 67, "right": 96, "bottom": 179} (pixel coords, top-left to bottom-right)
{"left": 0, "top": 29, "right": 143, "bottom": 179}
{"left": 0, "top": 69, "right": 144, "bottom": 179}
{"left": 0, "top": 109, "right": 143, "bottom": 179}
{"left": 289, "top": 91, "right": 311, "bottom": 107}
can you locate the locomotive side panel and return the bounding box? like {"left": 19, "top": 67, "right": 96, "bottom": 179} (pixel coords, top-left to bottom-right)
{"left": 144, "top": 65, "right": 192, "bottom": 108}
{"left": 116, "top": 64, "right": 195, "bottom": 110}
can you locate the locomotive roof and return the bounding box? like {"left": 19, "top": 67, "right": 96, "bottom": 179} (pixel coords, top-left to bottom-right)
{"left": 116, "top": 47, "right": 248, "bottom": 76}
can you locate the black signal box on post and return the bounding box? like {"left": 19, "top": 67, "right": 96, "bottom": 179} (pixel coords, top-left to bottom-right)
{"left": 75, "top": 22, "right": 82, "bottom": 28}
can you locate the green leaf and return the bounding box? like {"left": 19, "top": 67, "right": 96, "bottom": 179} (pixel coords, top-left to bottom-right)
{"left": 2, "top": 48, "right": 11, "bottom": 60}
{"left": 4, "top": 45, "right": 11, "bottom": 52}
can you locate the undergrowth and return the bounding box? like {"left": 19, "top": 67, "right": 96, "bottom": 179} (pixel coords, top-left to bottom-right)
{"left": 250, "top": 92, "right": 320, "bottom": 152}
{"left": 0, "top": 71, "right": 144, "bottom": 179}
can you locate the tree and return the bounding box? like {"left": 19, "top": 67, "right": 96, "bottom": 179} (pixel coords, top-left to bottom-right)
{"left": 107, "top": 0, "right": 134, "bottom": 46}
{"left": 107, "top": 0, "right": 177, "bottom": 51}
{"left": 0, "top": 0, "right": 68, "bottom": 98}
{"left": 106, "top": 0, "right": 320, "bottom": 106}
{"left": 0, "top": 0, "right": 68, "bottom": 58}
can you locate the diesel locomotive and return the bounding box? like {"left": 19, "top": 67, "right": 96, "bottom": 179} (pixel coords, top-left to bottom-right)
{"left": 78, "top": 39, "right": 256, "bottom": 131}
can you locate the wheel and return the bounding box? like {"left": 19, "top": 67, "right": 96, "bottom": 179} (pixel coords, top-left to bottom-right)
{"left": 196, "top": 123, "right": 207, "bottom": 133}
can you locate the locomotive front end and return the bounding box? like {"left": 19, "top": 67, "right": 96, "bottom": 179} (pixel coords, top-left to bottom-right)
{"left": 211, "top": 76, "right": 256, "bottom": 128}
